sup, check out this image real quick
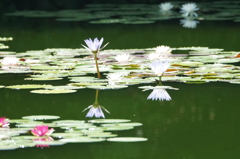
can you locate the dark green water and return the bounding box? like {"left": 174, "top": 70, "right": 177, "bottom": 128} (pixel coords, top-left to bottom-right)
{"left": 1, "top": 11, "right": 240, "bottom": 159}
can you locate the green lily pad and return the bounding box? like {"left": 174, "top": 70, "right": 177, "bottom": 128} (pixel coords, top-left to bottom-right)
{"left": 25, "top": 77, "right": 63, "bottom": 81}
{"left": 30, "top": 89, "right": 76, "bottom": 94}
{"left": 107, "top": 137, "right": 148, "bottom": 142}
{"left": 101, "top": 122, "right": 142, "bottom": 127}
{"left": 22, "top": 115, "right": 60, "bottom": 120}
{"left": 50, "top": 133, "right": 83, "bottom": 138}
{"left": 86, "top": 85, "right": 128, "bottom": 90}
{"left": 88, "top": 133, "right": 118, "bottom": 138}
{"left": 6, "top": 84, "right": 52, "bottom": 89}
{"left": 33, "top": 141, "right": 67, "bottom": 146}
{"left": 88, "top": 119, "right": 131, "bottom": 123}
{"left": 0, "top": 145, "right": 20, "bottom": 150}
{"left": 59, "top": 137, "right": 105, "bottom": 143}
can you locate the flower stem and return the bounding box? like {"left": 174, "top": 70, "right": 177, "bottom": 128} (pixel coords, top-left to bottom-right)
{"left": 94, "top": 89, "right": 99, "bottom": 104}
{"left": 94, "top": 53, "right": 101, "bottom": 79}
{"left": 158, "top": 76, "right": 163, "bottom": 86}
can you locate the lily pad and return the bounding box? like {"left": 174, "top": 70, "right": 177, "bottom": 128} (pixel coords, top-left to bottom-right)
{"left": 22, "top": 115, "right": 60, "bottom": 120}
{"left": 6, "top": 84, "right": 52, "bottom": 89}
{"left": 30, "top": 89, "right": 76, "bottom": 94}
{"left": 107, "top": 137, "right": 148, "bottom": 142}
{"left": 59, "top": 137, "right": 105, "bottom": 143}
{"left": 88, "top": 119, "right": 131, "bottom": 123}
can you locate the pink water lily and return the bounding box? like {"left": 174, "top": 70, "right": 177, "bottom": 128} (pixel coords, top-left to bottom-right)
{"left": 31, "top": 125, "right": 54, "bottom": 137}
{"left": 0, "top": 117, "right": 9, "bottom": 127}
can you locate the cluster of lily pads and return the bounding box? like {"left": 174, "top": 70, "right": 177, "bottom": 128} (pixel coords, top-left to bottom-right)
{"left": 1, "top": 38, "right": 240, "bottom": 92}
{"left": 1, "top": 37, "right": 240, "bottom": 117}
{"left": 0, "top": 115, "right": 147, "bottom": 150}
{"left": 4, "top": 1, "right": 240, "bottom": 27}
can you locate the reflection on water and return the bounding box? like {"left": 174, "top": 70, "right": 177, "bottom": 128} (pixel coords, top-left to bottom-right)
{"left": 83, "top": 89, "right": 110, "bottom": 118}
{"left": 147, "top": 88, "right": 171, "bottom": 101}
{"left": 180, "top": 18, "right": 199, "bottom": 29}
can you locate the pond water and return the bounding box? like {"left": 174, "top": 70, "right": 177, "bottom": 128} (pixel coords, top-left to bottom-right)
{"left": 1, "top": 2, "right": 240, "bottom": 159}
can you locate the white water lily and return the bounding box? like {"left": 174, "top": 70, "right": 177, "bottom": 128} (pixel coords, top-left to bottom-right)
{"left": 107, "top": 73, "right": 124, "bottom": 81}
{"left": 114, "top": 53, "right": 133, "bottom": 63}
{"left": 148, "top": 46, "right": 172, "bottom": 60}
{"left": 147, "top": 89, "right": 171, "bottom": 101}
{"left": 155, "top": 45, "right": 172, "bottom": 54}
{"left": 159, "top": 2, "right": 174, "bottom": 12}
{"left": 1, "top": 56, "right": 19, "bottom": 66}
{"left": 107, "top": 72, "right": 125, "bottom": 85}
{"left": 148, "top": 60, "right": 171, "bottom": 76}
{"left": 82, "top": 37, "right": 108, "bottom": 53}
{"left": 180, "top": 3, "right": 199, "bottom": 17}
{"left": 180, "top": 18, "right": 199, "bottom": 29}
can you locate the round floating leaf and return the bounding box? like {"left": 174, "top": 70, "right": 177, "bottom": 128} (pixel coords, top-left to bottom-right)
{"left": 138, "top": 85, "right": 173, "bottom": 89}
{"left": 16, "top": 123, "right": 57, "bottom": 127}
{"left": 87, "top": 85, "right": 128, "bottom": 90}
{"left": 22, "top": 115, "right": 60, "bottom": 120}
{"left": 45, "top": 85, "right": 85, "bottom": 90}
{"left": 31, "top": 66, "right": 67, "bottom": 70}
{"left": 52, "top": 120, "right": 85, "bottom": 124}
{"left": 50, "top": 133, "right": 83, "bottom": 138}
{"left": 25, "top": 77, "right": 63, "bottom": 81}
{"left": 59, "top": 137, "right": 105, "bottom": 143}
{"left": 102, "top": 126, "right": 134, "bottom": 131}
{"left": 6, "top": 84, "right": 52, "bottom": 89}
{"left": 107, "top": 137, "right": 148, "bottom": 142}
{"left": 101, "top": 122, "right": 142, "bottom": 127}
{"left": 88, "top": 119, "right": 131, "bottom": 123}
{"left": 88, "top": 133, "right": 118, "bottom": 138}
{"left": 33, "top": 141, "right": 67, "bottom": 146}
{"left": 30, "top": 89, "right": 76, "bottom": 94}
{"left": 0, "top": 145, "right": 19, "bottom": 150}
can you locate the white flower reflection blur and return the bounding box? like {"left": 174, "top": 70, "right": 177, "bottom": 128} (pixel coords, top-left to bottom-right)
{"left": 83, "top": 89, "right": 110, "bottom": 118}
{"left": 83, "top": 104, "right": 110, "bottom": 118}
{"left": 180, "top": 18, "right": 199, "bottom": 29}
{"left": 147, "top": 88, "right": 171, "bottom": 101}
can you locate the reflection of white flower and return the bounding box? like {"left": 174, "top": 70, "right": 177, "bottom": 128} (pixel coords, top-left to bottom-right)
{"left": 1, "top": 56, "right": 19, "bottom": 66}
{"left": 180, "top": 3, "right": 199, "bottom": 17}
{"left": 148, "top": 60, "right": 171, "bottom": 76}
{"left": 180, "top": 18, "right": 199, "bottom": 29}
{"left": 159, "top": 2, "right": 174, "bottom": 12}
{"left": 147, "top": 89, "right": 171, "bottom": 101}
{"left": 114, "top": 54, "right": 133, "bottom": 63}
{"left": 83, "top": 104, "right": 109, "bottom": 118}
